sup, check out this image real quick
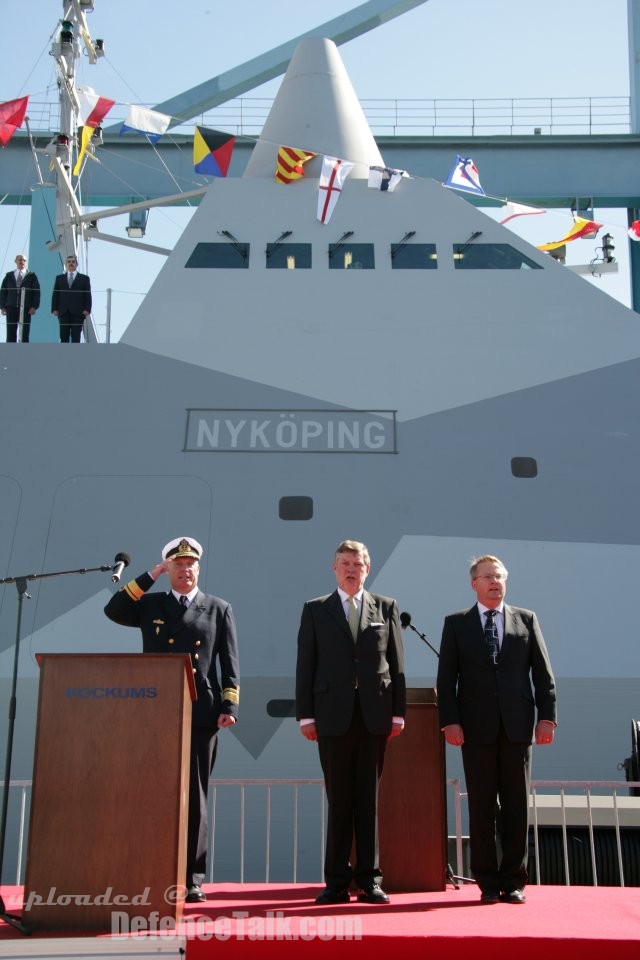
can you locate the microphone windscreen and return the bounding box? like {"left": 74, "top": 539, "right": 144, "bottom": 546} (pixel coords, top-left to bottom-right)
{"left": 114, "top": 552, "right": 131, "bottom": 567}
{"left": 400, "top": 611, "right": 411, "bottom": 629}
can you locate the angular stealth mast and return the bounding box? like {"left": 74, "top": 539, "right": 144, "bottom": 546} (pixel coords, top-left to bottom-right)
{"left": 244, "top": 37, "right": 384, "bottom": 179}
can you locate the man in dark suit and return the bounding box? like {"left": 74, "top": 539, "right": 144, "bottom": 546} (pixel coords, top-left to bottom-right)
{"left": 436, "top": 554, "right": 556, "bottom": 904}
{"left": 0, "top": 253, "right": 40, "bottom": 342}
{"left": 296, "top": 539, "right": 406, "bottom": 905}
{"left": 51, "top": 254, "right": 92, "bottom": 343}
{"left": 104, "top": 536, "right": 240, "bottom": 903}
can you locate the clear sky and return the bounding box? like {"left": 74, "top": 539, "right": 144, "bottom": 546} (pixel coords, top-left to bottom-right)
{"left": 0, "top": 0, "right": 634, "bottom": 341}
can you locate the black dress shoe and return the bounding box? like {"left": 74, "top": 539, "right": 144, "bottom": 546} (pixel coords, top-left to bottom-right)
{"left": 480, "top": 888, "right": 500, "bottom": 904}
{"left": 357, "top": 884, "right": 390, "bottom": 904}
{"left": 186, "top": 885, "right": 206, "bottom": 903}
{"left": 500, "top": 888, "right": 526, "bottom": 904}
{"left": 315, "top": 887, "right": 350, "bottom": 905}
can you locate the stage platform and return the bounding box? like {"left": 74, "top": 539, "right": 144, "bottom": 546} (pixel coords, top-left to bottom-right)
{"left": 1, "top": 882, "right": 639, "bottom": 959}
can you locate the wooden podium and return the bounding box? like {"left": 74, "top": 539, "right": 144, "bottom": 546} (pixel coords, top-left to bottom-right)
{"left": 24, "top": 653, "right": 195, "bottom": 931}
{"left": 379, "top": 687, "right": 447, "bottom": 891}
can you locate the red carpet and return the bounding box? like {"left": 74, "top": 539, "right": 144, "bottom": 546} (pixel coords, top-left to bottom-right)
{"left": 1, "top": 883, "right": 639, "bottom": 959}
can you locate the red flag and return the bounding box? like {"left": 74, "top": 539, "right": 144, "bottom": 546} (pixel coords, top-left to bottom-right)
{"left": 73, "top": 87, "right": 116, "bottom": 175}
{"left": 628, "top": 220, "right": 640, "bottom": 241}
{"left": 0, "top": 96, "right": 29, "bottom": 147}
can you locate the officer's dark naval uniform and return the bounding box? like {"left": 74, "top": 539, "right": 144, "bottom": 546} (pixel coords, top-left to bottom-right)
{"left": 104, "top": 538, "right": 240, "bottom": 897}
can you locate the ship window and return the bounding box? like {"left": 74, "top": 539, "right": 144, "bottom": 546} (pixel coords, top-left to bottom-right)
{"left": 511, "top": 457, "right": 538, "bottom": 478}
{"left": 453, "top": 243, "right": 542, "bottom": 270}
{"left": 279, "top": 496, "right": 314, "bottom": 520}
{"left": 267, "top": 699, "right": 296, "bottom": 717}
{"left": 185, "top": 242, "right": 249, "bottom": 268}
{"left": 328, "top": 243, "right": 375, "bottom": 270}
{"left": 266, "top": 243, "right": 312, "bottom": 269}
{"left": 391, "top": 243, "right": 438, "bottom": 269}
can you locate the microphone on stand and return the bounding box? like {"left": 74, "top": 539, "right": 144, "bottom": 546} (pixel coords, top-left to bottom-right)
{"left": 111, "top": 552, "right": 131, "bottom": 584}
{"left": 400, "top": 611, "right": 440, "bottom": 659}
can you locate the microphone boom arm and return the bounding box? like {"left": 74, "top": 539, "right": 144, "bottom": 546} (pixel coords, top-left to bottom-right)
{"left": 0, "top": 563, "right": 114, "bottom": 585}
{"left": 407, "top": 623, "right": 440, "bottom": 658}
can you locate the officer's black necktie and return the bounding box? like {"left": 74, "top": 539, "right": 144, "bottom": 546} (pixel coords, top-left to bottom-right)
{"left": 179, "top": 595, "right": 188, "bottom": 608}
{"left": 484, "top": 609, "right": 499, "bottom": 664}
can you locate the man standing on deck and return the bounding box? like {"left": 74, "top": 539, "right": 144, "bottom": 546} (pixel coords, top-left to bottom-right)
{"left": 51, "top": 254, "right": 92, "bottom": 343}
{"left": 1, "top": 253, "right": 40, "bottom": 342}
{"left": 295, "top": 539, "right": 405, "bottom": 905}
{"left": 436, "top": 554, "right": 557, "bottom": 904}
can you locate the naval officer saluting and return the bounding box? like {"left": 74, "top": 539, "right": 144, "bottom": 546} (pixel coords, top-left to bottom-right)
{"left": 104, "top": 536, "right": 240, "bottom": 903}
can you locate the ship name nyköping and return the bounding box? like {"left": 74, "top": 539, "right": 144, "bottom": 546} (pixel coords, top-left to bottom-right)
{"left": 185, "top": 409, "right": 396, "bottom": 453}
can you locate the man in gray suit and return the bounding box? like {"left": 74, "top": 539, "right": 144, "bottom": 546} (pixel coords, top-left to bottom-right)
{"left": 436, "top": 554, "right": 556, "bottom": 904}
{"left": 296, "top": 539, "right": 406, "bottom": 905}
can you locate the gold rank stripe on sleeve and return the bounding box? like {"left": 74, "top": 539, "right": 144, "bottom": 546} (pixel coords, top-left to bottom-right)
{"left": 123, "top": 580, "right": 145, "bottom": 601}
{"left": 223, "top": 687, "right": 240, "bottom": 704}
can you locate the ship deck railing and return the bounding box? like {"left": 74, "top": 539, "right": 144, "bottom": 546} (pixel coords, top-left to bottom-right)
{"left": 2, "top": 777, "right": 639, "bottom": 888}
{"left": 21, "top": 96, "right": 632, "bottom": 139}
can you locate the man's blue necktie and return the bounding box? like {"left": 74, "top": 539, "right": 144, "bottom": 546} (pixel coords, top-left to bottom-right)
{"left": 484, "top": 609, "right": 498, "bottom": 664}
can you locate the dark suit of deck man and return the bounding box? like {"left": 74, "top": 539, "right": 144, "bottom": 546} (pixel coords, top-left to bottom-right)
{"left": 436, "top": 554, "right": 556, "bottom": 901}
{"left": 296, "top": 540, "right": 405, "bottom": 903}
{"left": 51, "top": 255, "right": 92, "bottom": 343}
{"left": 1, "top": 254, "right": 40, "bottom": 342}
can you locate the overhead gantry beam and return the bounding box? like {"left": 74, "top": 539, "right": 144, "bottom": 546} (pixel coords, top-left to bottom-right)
{"left": 105, "top": 0, "right": 431, "bottom": 131}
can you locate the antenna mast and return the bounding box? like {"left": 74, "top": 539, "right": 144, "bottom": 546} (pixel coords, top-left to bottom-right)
{"left": 47, "top": 0, "right": 105, "bottom": 336}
